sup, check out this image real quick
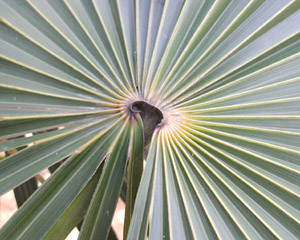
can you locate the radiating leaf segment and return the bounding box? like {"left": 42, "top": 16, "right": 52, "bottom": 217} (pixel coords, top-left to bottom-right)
{"left": 0, "top": 0, "right": 300, "bottom": 239}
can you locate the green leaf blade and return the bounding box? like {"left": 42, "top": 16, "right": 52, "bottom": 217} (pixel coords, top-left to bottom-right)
{"left": 79, "top": 121, "right": 131, "bottom": 240}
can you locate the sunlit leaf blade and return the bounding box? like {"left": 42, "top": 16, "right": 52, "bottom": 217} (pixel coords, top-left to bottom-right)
{"left": 162, "top": 133, "right": 193, "bottom": 239}
{"left": 0, "top": 113, "right": 108, "bottom": 139}
{"left": 141, "top": 0, "right": 164, "bottom": 90}
{"left": 91, "top": 0, "right": 134, "bottom": 91}
{"left": 127, "top": 131, "right": 158, "bottom": 240}
{"left": 0, "top": 117, "right": 119, "bottom": 195}
{"left": 0, "top": 22, "right": 116, "bottom": 102}
{"left": 149, "top": 0, "right": 216, "bottom": 92}
{"left": 148, "top": 133, "right": 169, "bottom": 240}
{"left": 116, "top": 0, "right": 136, "bottom": 85}
{"left": 0, "top": 121, "right": 94, "bottom": 152}
{"left": 0, "top": 124, "right": 121, "bottom": 239}
{"left": 79, "top": 121, "right": 130, "bottom": 240}
{"left": 0, "top": 0, "right": 299, "bottom": 239}
{"left": 171, "top": 132, "right": 278, "bottom": 239}
{"left": 135, "top": 0, "right": 151, "bottom": 89}
{"left": 144, "top": 0, "right": 184, "bottom": 97}
{"left": 168, "top": 136, "right": 217, "bottom": 240}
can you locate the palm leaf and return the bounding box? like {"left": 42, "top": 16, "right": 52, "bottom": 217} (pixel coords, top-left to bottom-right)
{"left": 1, "top": 0, "right": 299, "bottom": 239}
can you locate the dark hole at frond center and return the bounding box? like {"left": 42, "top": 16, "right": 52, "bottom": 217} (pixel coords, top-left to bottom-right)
{"left": 129, "top": 101, "right": 163, "bottom": 145}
